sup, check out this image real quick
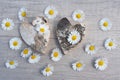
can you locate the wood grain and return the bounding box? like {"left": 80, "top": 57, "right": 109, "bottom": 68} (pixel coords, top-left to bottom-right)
{"left": 0, "top": 0, "right": 120, "bottom": 80}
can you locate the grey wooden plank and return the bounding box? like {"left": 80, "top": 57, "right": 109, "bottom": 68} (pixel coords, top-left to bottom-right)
{"left": 0, "top": 0, "right": 120, "bottom": 80}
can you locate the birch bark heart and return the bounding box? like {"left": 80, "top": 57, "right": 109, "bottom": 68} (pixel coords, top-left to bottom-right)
{"left": 56, "top": 17, "right": 85, "bottom": 54}
{"left": 19, "top": 17, "right": 50, "bottom": 54}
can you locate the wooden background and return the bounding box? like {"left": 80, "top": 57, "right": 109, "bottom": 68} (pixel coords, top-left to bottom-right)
{"left": 0, "top": 0, "right": 120, "bottom": 80}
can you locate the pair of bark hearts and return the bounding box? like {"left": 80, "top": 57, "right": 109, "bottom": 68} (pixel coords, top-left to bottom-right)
{"left": 20, "top": 17, "right": 85, "bottom": 54}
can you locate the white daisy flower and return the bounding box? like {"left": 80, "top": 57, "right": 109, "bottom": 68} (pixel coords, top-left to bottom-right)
{"left": 44, "top": 6, "right": 58, "bottom": 19}
{"left": 95, "top": 57, "right": 108, "bottom": 71}
{"left": 18, "top": 7, "right": 27, "bottom": 21}
{"left": 1, "top": 18, "right": 14, "bottom": 31}
{"left": 51, "top": 48, "right": 62, "bottom": 62}
{"left": 21, "top": 48, "right": 32, "bottom": 58}
{"left": 85, "top": 43, "right": 97, "bottom": 55}
{"left": 72, "top": 61, "right": 85, "bottom": 72}
{"left": 41, "top": 64, "right": 54, "bottom": 77}
{"left": 35, "top": 24, "right": 49, "bottom": 35}
{"left": 104, "top": 38, "right": 116, "bottom": 50}
{"left": 99, "top": 18, "right": 112, "bottom": 31}
{"left": 67, "top": 30, "right": 81, "bottom": 45}
{"left": 5, "top": 60, "right": 18, "bottom": 69}
{"left": 9, "top": 37, "right": 22, "bottom": 50}
{"left": 28, "top": 54, "right": 40, "bottom": 64}
{"left": 72, "top": 10, "right": 85, "bottom": 22}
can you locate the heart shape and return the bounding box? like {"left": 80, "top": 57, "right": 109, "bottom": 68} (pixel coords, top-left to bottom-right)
{"left": 56, "top": 17, "right": 85, "bottom": 54}
{"left": 20, "top": 16, "right": 50, "bottom": 54}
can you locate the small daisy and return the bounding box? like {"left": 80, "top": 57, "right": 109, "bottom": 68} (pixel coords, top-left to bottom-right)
{"left": 1, "top": 18, "right": 14, "bottom": 31}
{"left": 35, "top": 24, "right": 49, "bottom": 35}
{"left": 21, "top": 48, "right": 32, "bottom": 58}
{"left": 72, "top": 61, "right": 85, "bottom": 72}
{"left": 18, "top": 7, "right": 27, "bottom": 21}
{"left": 28, "top": 54, "right": 40, "bottom": 64}
{"left": 94, "top": 57, "right": 108, "bottom": 71}
{"left": 85, "top": 43, "right": 97, "bottom": 55}
{"left": 9, "top": 37, "right": 22, "bottom": 50}
{"left": 44, "top": 6, "right": 58, "bottom": 19}
{"left": 67, "top": 30, "right": 81, "bottom": 45}
{"left": 104, "top": 38, "right": 116, "bottom": 50}
{"left": 72, "top": 10, "right": 85, "bottom": 22}
{"left": 51, "top": 48, "right": 62, "bottom": 62}
{"left": 99, "top": 18, "right": 112, "bottom": 31}
{"left": 41, "top": 64, "right": 54, "bottom": 77}
{"left": 5, "top": 60, "right": 18, "bottom": 69}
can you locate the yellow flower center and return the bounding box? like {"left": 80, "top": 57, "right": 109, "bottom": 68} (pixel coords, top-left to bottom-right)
{"left": 45, "top": 67, "right": 51, "bottom": 72}
{"left": 40, "top": 28, "right": 45, "bottom": 33}
{"left": 98, "top": 60, "right": 104, "bottom": 66}
{"left": 13, "top": 41, "right": 18, "bottom": 46}
{"left": 109, "top": 41, "right": 113, "bottom": 47}
{"left": 31, "top": 55, "right": 36, "bottom": 59}
{"left": 9, "top": 61, "right": 14, "bottom": 65}
{"left": 53, "top": 52, "right": 59, "bottom": 57}
{"left": 103, "top": 21, "right": 108, "bottom": 27}
{"left": 76, "top": 62, "right": 83, "bottom": 68}
{"left": 23, "top": 49, "right": 29, "bottom": 54}
{"left": 21, "top": 11, "right": 26, "bottom": 17}
{"left": 49, "top": 10, "right": 54, "bottom": 15}
{"left": 5, "top": 22, "right": 11, "bottom": 27}
{"left": 89, "top": 45, "right": 95, "bottom": 51}
{"left": 76, "top": 14, "right": 81, "bottom": 19}
{"left": 72, "top": 35, "right": 77, "bottom": 41}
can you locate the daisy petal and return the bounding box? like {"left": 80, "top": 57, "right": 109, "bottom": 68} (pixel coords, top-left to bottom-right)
{"left": 94, "top": 57, "right": 108, "bottom": 71}
{"left": 99, "top": 18, "right": 112, "bottom": 31}
{"left": 51, "top": 48, "right": 62, "bottom": 62}
{"left": 1, "top": 18, "right": 14, "bottom": 31}
{"left": 72, "top": 10, "right": 85, "bottom": 22}
{"left": 41, "top": 64, "right": 54, "bottom": 77}
{"left": 72, "top": 61, "right": 85, "bottom": 72}
{"left": 44, "top": 6, "right": 58, "bottom": 19}
{"left": 9, "top": 37, "right": 22, "bottom": 50}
